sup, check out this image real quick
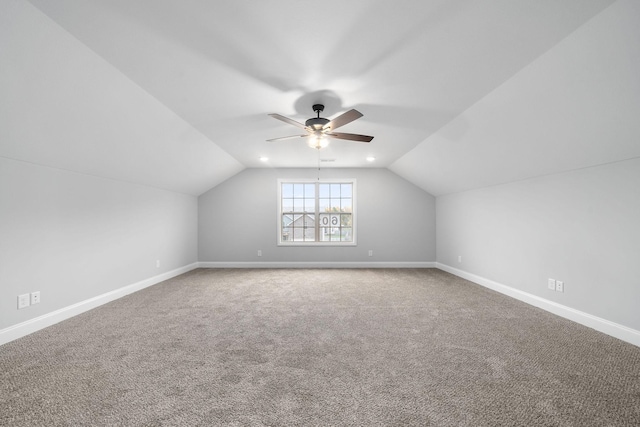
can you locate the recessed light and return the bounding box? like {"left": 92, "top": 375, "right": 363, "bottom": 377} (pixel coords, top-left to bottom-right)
{"left": 259, "top": 156, "right": 269, "bottom": 162}
{"left": 366, "top": 156, "right": 376, "bottom": 162}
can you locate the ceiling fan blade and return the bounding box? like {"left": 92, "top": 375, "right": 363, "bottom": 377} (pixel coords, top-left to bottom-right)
{"left": 266, "top": 134, "right": 309, "bottom": 142}
{"left": 268, "top": 113, "right": 308, "bottom": 130}
{"left": 326, "top": 132, "right": 373, "bottom": 143}
{"left": 322, "top": 109, "right": 363, "bottom": 131}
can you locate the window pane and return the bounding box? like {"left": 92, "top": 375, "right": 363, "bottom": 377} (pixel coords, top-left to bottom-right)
{"left": 319, "top": 183, "right": 330, "bottom": 198}
{"left": 341, "top": 227, "right": 352, "bottom": 241}
{"left": 330, "top": 198, "right": 341, "bottom": 210}
{"left": 282, "top": 183, "right": 293, "bottom": 198}
{"left": 319, "top": 198, "right": 330, "bottom": 212}
{"left": 293, "top": 199, "right": 303, "bottom": 211}
{"left": 304, "top": 183, "right": 315, "bottom": 198}
{"left": 304, "top": 198, "right": 315, "bottom": 213}
{"left": 319, "top": 227, "right": 331, "bottom": 241}
{"left": 293, "top": 184, "right": 304, "bottom": 198}
{"left": 282, "top": 215, "right": 293, "bottom": 227}
{"left": 304, "top": 214, "right": 315, "bottom": 227}
{"left": 292, "top": 227, "right": 304, "bottom": 241}
{"left": 282, "top": 199, "right": 294, "bottom": 212}
{"left": 341, "top": 214, "right": 352, "bottom": 227}
{"left": 330, "top": 183, "right": 341, "bottom": 197}
{"left": 304, "top": 227, "right": 315, "bottom": 241}
{"left": 341, "top": 198, "right": 352, "bottom": 212}
{"left": 319, "top": 213, "right": 330, "bottom": 227}
{"left": 341, "top": 184, "right": 352, "bottom": 198}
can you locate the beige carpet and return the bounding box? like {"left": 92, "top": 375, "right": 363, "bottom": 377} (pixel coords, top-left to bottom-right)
{"left": 1, "top": 268, "right": 639, "bottom": 426}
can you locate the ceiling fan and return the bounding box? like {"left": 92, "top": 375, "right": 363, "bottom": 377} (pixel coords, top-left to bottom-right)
{"left": 267, "top": 104, "right": 374, "bottom": 149}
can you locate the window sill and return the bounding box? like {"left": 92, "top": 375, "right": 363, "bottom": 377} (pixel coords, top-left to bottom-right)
{"left": 278, "top": 242, "right": 357, "bottom": 247}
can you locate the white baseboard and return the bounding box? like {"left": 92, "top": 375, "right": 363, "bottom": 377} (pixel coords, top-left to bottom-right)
{"left": 436, "top": 262, "right": 640, "bottom": 348}
{"left": 198, "top": 261, "right": 436, "bottom": 269}
{"left": 10, "top": 262, "right": 633, "bottom": 349}
{"left": 0, "top": 263, "right": 199, "bottom": 346}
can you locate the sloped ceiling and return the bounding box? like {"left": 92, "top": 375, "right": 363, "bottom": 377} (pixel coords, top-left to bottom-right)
{"left": 391, "top": 0, "right": 640, "bottom": 194}
{"left": 2, "top": 0, "right": 638, "bottom": 196}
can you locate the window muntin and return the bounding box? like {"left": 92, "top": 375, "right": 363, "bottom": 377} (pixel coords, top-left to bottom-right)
{"left": 278, "top": 179, "right": 356, "bottom": 246}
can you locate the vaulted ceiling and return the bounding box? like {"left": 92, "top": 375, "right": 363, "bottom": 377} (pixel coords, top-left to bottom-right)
{"left": 2, "top": 0, "right": 639, "bottom": 196}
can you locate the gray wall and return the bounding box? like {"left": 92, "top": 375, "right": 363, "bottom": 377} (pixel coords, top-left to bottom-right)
{"left": 0, "top": 157, "right": 198, "bottom": 330}
{"left": 436, "top": 158, "right": 640, "bottom": 331}
{"left": 199, "top": 168, "right": 436, "bottom": 263}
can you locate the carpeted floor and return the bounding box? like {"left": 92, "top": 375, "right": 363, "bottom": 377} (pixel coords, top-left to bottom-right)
{"left": 1, "top": 268, "right": 639, "bottom": 426}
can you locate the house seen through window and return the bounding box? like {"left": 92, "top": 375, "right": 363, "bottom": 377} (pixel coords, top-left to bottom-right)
{"left": 278, "top": 180, "right": 356, "bottom": 245}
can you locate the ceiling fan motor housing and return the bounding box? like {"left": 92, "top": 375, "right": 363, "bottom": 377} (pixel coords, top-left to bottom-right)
{"left": 306, "top": 117, "right": 330, "bottom": 130}
{"left": 306, "top": 104, "right": 329, "bottom": 130}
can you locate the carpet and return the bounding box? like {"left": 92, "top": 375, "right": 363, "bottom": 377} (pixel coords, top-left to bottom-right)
{"left": 1, "top": 268, "right": 639, "bottom": 426}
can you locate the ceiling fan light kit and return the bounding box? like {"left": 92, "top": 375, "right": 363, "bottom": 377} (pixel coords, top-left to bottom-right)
{"left": 308, "top": 135, "right": 329, "bottom": 150}
{"left": 268, "top": 104, "right": 374, "bottom": 150}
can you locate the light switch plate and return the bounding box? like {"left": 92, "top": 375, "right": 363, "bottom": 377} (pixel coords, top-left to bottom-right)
{"left": 18, "top": 294, "right": 30, "bottom": 309}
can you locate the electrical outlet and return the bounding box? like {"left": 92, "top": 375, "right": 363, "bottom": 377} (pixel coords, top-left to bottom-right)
{"left": 368, "top": 250, "right": 373, "bottom": 257}
{"left": 556, "top": 281, "right": 564, "bottom": 293}
{"left": 548, "top": 278, "right": 556, "bottom": 290}
{"left": 257, "top": 249, "right": 262, "bottom": 257}
{"left": 18, "top": 294, "right": 30, "bottom": 309}
{"left": 31, "top": 291, "right": 40, "bottom": 305}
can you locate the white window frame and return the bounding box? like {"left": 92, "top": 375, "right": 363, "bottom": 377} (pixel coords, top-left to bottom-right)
{"left": 277, "top": 179, "right": 357, "bottom": 246}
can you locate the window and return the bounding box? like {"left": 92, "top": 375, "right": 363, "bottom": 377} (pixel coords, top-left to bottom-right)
{"left": 278, "top": 179, "right": 356, "bottom": 246}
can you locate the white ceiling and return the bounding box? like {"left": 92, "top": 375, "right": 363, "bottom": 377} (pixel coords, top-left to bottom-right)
{"left": 3, "top": 0, "right": 639, "bottom": 196}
